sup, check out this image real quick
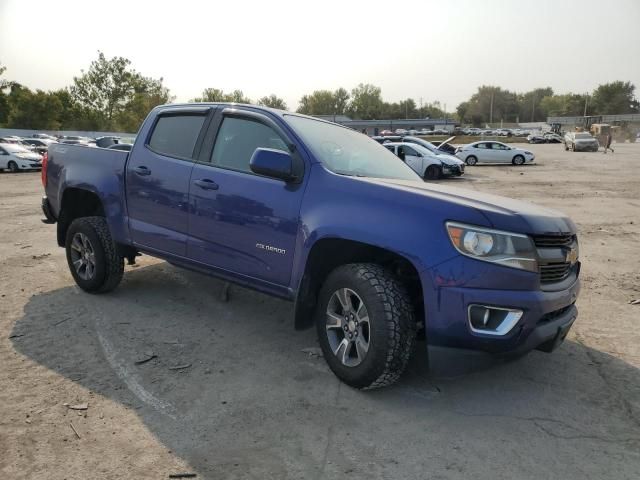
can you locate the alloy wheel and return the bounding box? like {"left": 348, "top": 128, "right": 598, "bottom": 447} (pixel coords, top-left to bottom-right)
{"left": 69, "top": 232, "right": 96, "bottom": 280}
{"left": 325, "top": 288, "right": 371, "bottom": 367}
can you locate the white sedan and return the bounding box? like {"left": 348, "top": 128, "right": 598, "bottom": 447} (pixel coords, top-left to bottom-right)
{"left": 383, "top": 142, "right": 465, "bottom": 179}
{"left": 0, "top": 143, "right": 43, "bottom": 172}
{"left": 455, "top": 141, "right": 535, "bottom": 165}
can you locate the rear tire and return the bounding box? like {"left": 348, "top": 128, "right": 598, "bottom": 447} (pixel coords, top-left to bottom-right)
{"left": 512, "top": 155, "right": 525, "bottom": 165}
{"left": 465, "top": 155, "right": 478, "bottom": 166}
{"left": 315, "top": 263, "right": 416, "bottom": 389}
{"left": 65, "top": 216, "right": 124, "bottom": 293}
{"left": 8, "top": 161, "right": 18, "bottom": 173}
{"left": 424, "top": 165, "right": 441, "bottom": 180}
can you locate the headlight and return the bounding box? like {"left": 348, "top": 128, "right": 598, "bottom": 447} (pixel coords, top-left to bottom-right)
{"left": 446, "top": 222, "right": 538, "bottom": 272}
{"left": 524, "top": 151, "right": 532, "bottom": 155}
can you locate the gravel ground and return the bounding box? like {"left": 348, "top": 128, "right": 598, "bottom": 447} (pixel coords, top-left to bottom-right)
{"left": 1, "top": 143, "right": 639, "bottom": 479}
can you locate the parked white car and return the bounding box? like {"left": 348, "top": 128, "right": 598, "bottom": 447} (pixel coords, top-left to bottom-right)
{"left": 383, "top": 142, "right": 465, "bottom": 179}
{"left": 0, "top": 143, "right": 43, "bottom": 172}
{"left": 455, "top": 141, "right": 535, "bottom": 165}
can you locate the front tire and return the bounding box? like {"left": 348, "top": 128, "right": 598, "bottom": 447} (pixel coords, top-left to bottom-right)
{"left": 424, "top": 165, "right": 441, "bottom": 180}
{"left": 512, "top": 155, "right": 525, "bottom": 165}
{"left": 315, "top": 263, "right": 416, "bottom": 389}
{"left": 465, "top": 155, "right": 478, "bottom": 166}
{"left": 8, "top": 161, "right": 18, "bottom": 172}
{"left": 65, "top": 216, "right": 124, "bottom": 293}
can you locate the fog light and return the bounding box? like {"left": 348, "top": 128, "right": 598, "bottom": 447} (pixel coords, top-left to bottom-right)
{"left": 468, "top": 305, "right": 523, "bottom": 336}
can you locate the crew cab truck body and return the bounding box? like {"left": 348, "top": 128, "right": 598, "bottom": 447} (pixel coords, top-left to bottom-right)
{"left": 42, "top": 103, "right": 581, "bottom": 389}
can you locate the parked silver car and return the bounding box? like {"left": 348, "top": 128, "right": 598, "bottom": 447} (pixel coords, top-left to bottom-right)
{"left": 564, "top": 132, "right": 599, "bottom": 152}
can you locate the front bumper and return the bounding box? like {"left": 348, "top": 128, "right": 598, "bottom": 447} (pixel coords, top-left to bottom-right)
{"left": 442, "top": 164, "right": 465, "bottom": 177}
{"left": 421, "top": 268, "right": 580, "bottom": 355}
{"left": 575, "top": 143, "right": 599, "bottom": 152}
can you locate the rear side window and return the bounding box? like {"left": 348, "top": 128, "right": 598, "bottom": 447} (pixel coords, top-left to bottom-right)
{"left": 210, "top": 117, "right": 288, "bottom": 173}
{"left": 148, "top": 114, "right": 206, "bottom": 159}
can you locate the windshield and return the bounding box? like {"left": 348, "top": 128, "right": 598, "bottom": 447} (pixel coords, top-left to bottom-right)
{"left": 2, "top": 144, "right": 30, "bottom": 153}
{"left": 406, "top": 137, "right": 439, "bottom": 154}
{"left": 285, "top": 115, "right": 419, "bottom": 181}
{"left": 575, "top": 133, "right": 592, "bottom": 139}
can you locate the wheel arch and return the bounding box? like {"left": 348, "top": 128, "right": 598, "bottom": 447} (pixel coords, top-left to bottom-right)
{"left": 293, "top": 237, "right": 424, "bottom": 331}
{"left": 56, "top": 187, "right": 106, "bottom": 247}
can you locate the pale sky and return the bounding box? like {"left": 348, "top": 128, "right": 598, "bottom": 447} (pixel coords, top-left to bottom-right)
{"left": 1, "top": 0, "right": 639, "bottom": 112}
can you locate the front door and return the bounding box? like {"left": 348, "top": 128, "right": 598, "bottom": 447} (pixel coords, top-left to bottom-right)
{"left": 402, "top": 145, "right": 423, "bottom": 175}
{"left": 126, "top": 110, "right": 209, "bottom": 256}
{"left": 187, "top": 110, "right": 305, "bottom": 287}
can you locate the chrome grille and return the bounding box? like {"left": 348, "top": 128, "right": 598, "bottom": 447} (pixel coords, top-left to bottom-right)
{"left": 540, "top": 262, "right": 572, "bottom": 283}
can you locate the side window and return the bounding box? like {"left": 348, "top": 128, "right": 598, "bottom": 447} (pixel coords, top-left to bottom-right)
{"left": 384, "top": 145, "right": 395, "bottom": 153}
{"left": 210, "top": 116, "right": 288, "bottom": 173}
{"left": 148, "top": 114, "right": 206, "bottom": 159}
{"left": 476, "top": 143, "right": 487, "bottom": 149}
{"left": 404, "top": 146, "right": 418, "bottom": 156}
{"left": 492, "top": 143, "right": 503, "bottom": 150}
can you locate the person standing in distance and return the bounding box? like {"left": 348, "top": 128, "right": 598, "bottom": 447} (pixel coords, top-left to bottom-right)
{"left": 603, "top": 132, "right": 614, "bottom": 154}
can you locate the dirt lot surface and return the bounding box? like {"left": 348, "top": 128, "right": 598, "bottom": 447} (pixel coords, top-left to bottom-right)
{"left": 1, "top": 143, "right": 639, "bottom": 479}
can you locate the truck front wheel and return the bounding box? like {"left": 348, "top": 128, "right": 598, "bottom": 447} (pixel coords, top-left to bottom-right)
{"left": 65, "top": 216, "right": 124, "bottom": 293}
{"left": 315, "top": 263, "right": 416, "bottom": 389}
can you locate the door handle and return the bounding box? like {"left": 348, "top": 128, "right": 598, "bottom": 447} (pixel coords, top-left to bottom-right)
{"left": 194, "top": 179, "right": 219, "bottom": 190}
{"left": 133, "top": 166, "right": 151, "bottom": 176}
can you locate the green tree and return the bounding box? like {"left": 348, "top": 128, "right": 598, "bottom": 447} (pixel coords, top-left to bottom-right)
{"left": 518, "top": 87, "right": 554, "bottom": 122}
{"left": 115, "top": 75, "right": 173, "bottom": 132}
{"left": 347, "top": 83, "right": 383, "bottom": 120}
{"left": 333, "top": 88, "right": 350, "bottom": 115}
{"left": 70, "top": 51, "right": 171, "bottom": 131}
{"left": 590, "top": 81, "right": 639, "bottom": 114}
{"left": 257, "top": 94, "right": 287, "bottom": 110}
{"left": 6, "top": 87, "right": 64, "bottom": 129}
{"left": 191, "top": 88, "right": 251, "bottom": 104}
{"left": 456, "top": 86, "right": 518, "bottom": 125}
{"left": 297, "top": 89, "right": 338, "bottom": 115}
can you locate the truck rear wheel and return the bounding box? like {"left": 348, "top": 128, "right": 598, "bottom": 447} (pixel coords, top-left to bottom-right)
{"left": 315, "top": 263, "right": 416, "bottom": 389}
{"left": 65, "top": 216, "right": 124, "bottom": 293}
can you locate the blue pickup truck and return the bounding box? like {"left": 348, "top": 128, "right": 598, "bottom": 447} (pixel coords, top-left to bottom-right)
{"left": 41, "top": 103, "right": 580, "bottom": 389}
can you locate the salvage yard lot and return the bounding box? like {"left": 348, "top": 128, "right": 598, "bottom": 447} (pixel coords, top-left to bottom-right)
{"left": 1, "top": 143, "right": 639, "bottom": 479}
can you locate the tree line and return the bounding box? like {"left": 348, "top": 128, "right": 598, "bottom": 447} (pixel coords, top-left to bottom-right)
{"left": 456, "top": 82, "right": 639, "bottom": 126}
{"left": 1, "top": 52, "right": 638, "bottom": 132}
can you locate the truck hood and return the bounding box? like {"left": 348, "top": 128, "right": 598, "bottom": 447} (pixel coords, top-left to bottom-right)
{"left": 362, "top": 178, "right": 576, "bottom": 235}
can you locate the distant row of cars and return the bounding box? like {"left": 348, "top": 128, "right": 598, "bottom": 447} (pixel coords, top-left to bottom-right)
{"left": 371, "top": 135, "right": 535, "bottom": 180}
{"left": 0, "top": 133, "right": 133, "bottom": 172}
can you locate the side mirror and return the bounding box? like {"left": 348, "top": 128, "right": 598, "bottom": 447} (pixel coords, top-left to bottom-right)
{"left": 250, "top": 148, "right": 295, "bottom": 182}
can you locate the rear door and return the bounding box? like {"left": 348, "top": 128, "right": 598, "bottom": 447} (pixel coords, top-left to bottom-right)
{"left": 186, "top": 108, "right": 306, "bottom": 287}
{"left": 126, "top": 108, "right": 211, "bottom": 256}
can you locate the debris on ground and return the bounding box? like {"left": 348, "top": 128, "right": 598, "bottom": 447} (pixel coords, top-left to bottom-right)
{"left": 31, "top": 253, "right": 51, "bottom": 260}
{"left": 8, "top": 333, "right": 24, "bottom": 339}
{"left": 629, "top": 299, "right": 640, "bottom": 305}
{"left": 168, "top": 363, "right": 192, "bottom": 370}
{"left": 168, "top": 474, "right": 197, "bottom": 479}
{"left": 301, "top": 347, "right": 323, "bottom": 357}
{"left": 69, "top": 422, "right": 81, "bottom": 439}
{"left": 135, "top": 350, "right": 157, "bottom": 365}
{"left": 64, "top": 403, "right": 88, "bottom": 411}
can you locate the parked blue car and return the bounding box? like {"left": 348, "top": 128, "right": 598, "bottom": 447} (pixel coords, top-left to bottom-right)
{"left": 41, "top": 103, "right": 580, "bottom": 389}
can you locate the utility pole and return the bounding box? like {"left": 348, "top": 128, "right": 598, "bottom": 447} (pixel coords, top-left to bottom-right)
{"left": 583, "top": 94, "right": 589, "bottom": 117}
{"left": 489, "top": 91, "right": 494, "bottom": 125}
{"left": 531, "top": 94, "right": 536, "bottom": 122}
